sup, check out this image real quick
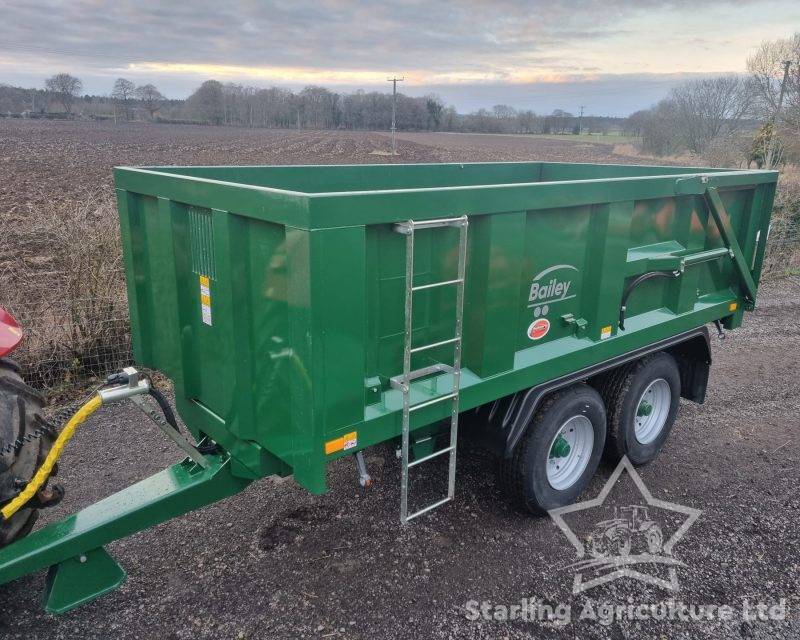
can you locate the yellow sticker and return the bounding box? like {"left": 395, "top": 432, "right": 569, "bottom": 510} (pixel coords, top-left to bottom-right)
{"left": 199, "top": 275, "right": 212, "bottom": 325}
{"left": 729, "top": 302, "right": 737, "bottom": 312}
{"left": 325, "top": 437, "right": 343, "bottom": 455}
{"left": 600, "top": 325, "right": 612, "bottom": 340}
{"left": 325, "top": 431, "right": 358, "bottom": 455}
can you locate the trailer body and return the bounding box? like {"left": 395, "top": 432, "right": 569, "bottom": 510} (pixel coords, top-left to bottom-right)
{"left": 0, "top": 160, "right": 778, "bottom": 612}
{"left": 112, "top": 161, "right": 776, "bottom": 491}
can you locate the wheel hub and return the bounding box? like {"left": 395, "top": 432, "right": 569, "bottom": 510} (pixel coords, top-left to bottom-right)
{"left": 546, "top": 415, "right": 595, "bottom": 491}
{"left": 634, "top": 378, "right": 671, "bottom": 445}
{"left": 549, "top": 434, "right": 572, "bottom": 459}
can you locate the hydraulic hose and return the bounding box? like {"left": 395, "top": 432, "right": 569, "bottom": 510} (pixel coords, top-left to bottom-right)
{"left": 1, "top": 394, "right": 102, "bottom": 521}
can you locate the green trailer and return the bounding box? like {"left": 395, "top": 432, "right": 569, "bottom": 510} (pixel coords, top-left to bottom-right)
{"left": 0, "top": 160, "right": 777, "bottom": 612}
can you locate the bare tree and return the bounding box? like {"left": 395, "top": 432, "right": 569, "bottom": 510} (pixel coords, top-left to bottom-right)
{"left": 135, "top": 84, "right": 165, "bottom": 119}
{"left": 638, "top": 99, "right": 683, "bottom": 156}
{"left": 669, "top": 76, "right": 753, "bottom": 154}
{"left": 111, "top": 78, "right": 136, "bottom": 120}
{"left": 45, "top": 73, "right": 82, "bottom": 114}
{"left": 747, "top": 33, "right": 800, "bottom": 132}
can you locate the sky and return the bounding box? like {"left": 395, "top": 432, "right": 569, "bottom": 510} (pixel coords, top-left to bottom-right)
{"left": 1, "top": 0, "right": 798, "bottom": 116}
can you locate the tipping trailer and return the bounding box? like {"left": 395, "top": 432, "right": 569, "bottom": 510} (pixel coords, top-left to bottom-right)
{"left": 0, "top": 161, "right": 777, "bottom": 612}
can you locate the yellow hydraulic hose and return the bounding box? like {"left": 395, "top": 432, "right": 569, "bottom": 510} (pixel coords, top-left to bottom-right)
{"left": 1, "top": 394, "right": 102, "bottom": 521}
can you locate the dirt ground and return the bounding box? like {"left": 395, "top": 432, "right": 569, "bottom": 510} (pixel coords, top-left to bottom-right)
{"left": 0, "top": 122, "right": 798, "bottom": 639}
{"left": 0, "top": 121, "right": 671, "bottom": 217}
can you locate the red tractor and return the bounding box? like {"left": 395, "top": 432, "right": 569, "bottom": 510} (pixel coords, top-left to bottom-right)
{"left": 0, "top": 308, "right": 61, "bottom": 547}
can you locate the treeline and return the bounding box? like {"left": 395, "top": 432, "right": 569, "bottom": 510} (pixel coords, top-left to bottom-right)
{"left": 182, "top": 80, "right": 629, "bottom": 133}
{"left": 627, "top": 33, "right": 799, "bottom": 167}
{"left": 0, "top": 75, "right": 628, "bottom": 135}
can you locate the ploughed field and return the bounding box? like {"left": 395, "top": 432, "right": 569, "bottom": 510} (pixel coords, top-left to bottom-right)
{"left": 0, "top": 119, "right": 797, "bottom": 639}
{"left": 0, "top": 120, "right": 661, "bottom": 215}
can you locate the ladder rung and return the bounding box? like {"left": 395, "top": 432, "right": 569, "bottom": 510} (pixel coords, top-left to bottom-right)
{"left": 390, "top": 363, "right": 454, "bottom": 390}
{"left": 408, "top": 392, "right": 458, "bottom": 412}
{"left": 410, "top": 336, "right": 460, "bottom": 354}
{"left": 408, "top": 446, "right": 454, "bottom": 468}
{"left": 412, "top": 278, "right": 463, "bottom": 292}
{"left": 406, "top": 496, "right": 452, "bottom": 522}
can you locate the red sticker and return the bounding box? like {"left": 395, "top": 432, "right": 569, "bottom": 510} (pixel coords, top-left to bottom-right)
{"left": 527, "top": 318, "right": 550, "bottom": 340}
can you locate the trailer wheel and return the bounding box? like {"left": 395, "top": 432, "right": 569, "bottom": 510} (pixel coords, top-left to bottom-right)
{"left": 500, "top": 384, "right": 606, "bottom": 514}
{"left": 0, "top": 359, "right": 53, "bottom": 547}
{"left": 599, "top": 352, "right": 681, "bottom": 465}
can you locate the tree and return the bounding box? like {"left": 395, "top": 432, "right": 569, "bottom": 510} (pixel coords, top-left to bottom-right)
{"left": 747, "top": 32, "right": 800, "bottom": 134}
{"left": 111, "top": 78, "right": 136, "bottom": 119}
{"left": 187, "top": 80, "right": 224, "bottom": 124}
{"left": 45, "top": 73, "right": 82, "bottom": 114}
{"left": 135, "top": 84, "right": 165, "bottom": 119}
{"left": 625, "top": 110, "right": 650, "bottom": 137}
{"left": 425, "top": 95, "right": 443, "bottom": 130}
{"left": 638, "top": 99, "right": 682, "bottom": 156}
{"left": 669, "top": 76, "right": 753, "bottom": 154}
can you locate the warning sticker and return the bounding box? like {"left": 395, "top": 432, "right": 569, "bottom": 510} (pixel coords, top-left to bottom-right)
{"left": 600, "top": 325, "right": 612, "bottom": 340}
{"left": 343, "top": 432, "right": 358, "bottom": 451}
{"left": 199, "top": 275, "right": 212, "bottom": 326}
{"left": 324, "top": 431, "right": 358, "bottom": 455}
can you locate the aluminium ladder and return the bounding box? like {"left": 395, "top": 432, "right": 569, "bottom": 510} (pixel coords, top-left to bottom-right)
{"left": 391, "top": 216, "right": 468, "bottom": 523}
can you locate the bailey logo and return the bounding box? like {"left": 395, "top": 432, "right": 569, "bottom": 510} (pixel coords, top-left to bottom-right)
{"left": 528, "top": 264, "right": 578, "bottom": 315}
{"left": 527, "top": 318, "right": 550, "bottom": 340}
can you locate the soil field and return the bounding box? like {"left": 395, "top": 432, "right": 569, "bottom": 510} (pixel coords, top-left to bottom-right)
{"left": 0, "top": 120, "right": 665, "bottom": 215}
{"left": 0, "top": 120, "right": 797, "bottom": 639}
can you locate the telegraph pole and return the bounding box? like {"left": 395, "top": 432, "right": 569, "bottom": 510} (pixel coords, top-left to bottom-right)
{"left": 764, "top": 60, "right": 792, "bottom": 170}
{"left": 387, "top": 76, "right": 404, "bottom": 155}
{"left": 578, "top": 106, "right": 585, "bottom": 135}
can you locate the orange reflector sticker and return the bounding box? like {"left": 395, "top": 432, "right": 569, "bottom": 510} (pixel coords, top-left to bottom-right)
{"left": 729, "top": 302, "right": 737, "bottom": 312}
{"left": 325, "top": 432, "right": 358, "bottom": 455}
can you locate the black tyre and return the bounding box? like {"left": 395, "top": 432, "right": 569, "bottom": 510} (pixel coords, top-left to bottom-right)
{"left": 0, "top": 359, "right": 54, "bottom": 547}
{"left": 500, "top": 384, "right": 606, "bottom": 514}
{"left": 598, "top": 352, "right": 681, "bottom": 465}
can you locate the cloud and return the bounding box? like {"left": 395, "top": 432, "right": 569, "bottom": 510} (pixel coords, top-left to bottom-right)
{"left": 1, "top": 0, "right": 798, "bottom": 114}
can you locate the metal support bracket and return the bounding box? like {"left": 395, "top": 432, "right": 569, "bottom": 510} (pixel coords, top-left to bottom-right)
{"left": 705, "top": 187, "right": 758, "bottom": 304}
{"left": 130, "top": 395, "right": 209, "bottom": 468}
{"left": 560, "top": 313, "right": 588, "bottom": 337}
{"left": 43, "top": 546, "right": 126, "bottom": 614}
{"left": 97, "top": 367, "right": 149, "bottom": 404}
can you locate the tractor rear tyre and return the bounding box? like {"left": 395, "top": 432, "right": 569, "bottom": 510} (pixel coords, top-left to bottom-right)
{"left": 0, "top": 359, "right": 56, "bottom": 547}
